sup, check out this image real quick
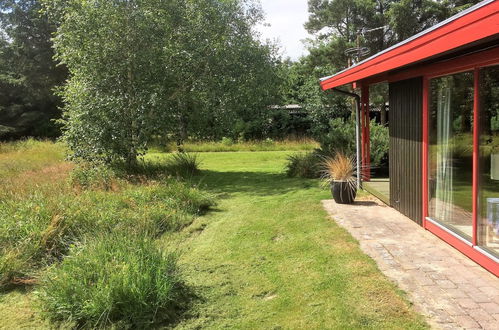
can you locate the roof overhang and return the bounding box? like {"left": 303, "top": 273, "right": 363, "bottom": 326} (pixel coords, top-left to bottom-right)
{"left": 320, "top": 0, "right": 499, "bottom": 91}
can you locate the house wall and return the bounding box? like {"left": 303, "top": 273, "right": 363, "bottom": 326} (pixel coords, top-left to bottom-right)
{"left": 389, "top": 77, "right": 423, "bottom": 224}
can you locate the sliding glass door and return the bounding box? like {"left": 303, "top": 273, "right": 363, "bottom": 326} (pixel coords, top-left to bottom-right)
{"left": 428, "top": 72, "right": 474, "bottom": 241}
{"left": 479, "top": 65, "right": 499, "bottom": 257}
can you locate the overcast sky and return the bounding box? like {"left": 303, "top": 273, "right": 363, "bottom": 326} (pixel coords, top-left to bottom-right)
{"left": 256, "top": 0, "right": 310, "bottom": 61}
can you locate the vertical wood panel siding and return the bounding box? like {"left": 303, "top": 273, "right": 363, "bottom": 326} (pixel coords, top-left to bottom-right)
{"left": 389, "top": 77, "right": 423, "bottom": 225}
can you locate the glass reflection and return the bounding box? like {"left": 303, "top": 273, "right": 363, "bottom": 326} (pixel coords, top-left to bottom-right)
{"left": 479, "top": 65, "right": 499, "bottom": 257}
{"left": 429, "top": 72, "right": 474, "bottom": 241}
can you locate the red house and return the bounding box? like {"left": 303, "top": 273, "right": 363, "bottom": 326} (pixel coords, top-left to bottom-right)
{"left": 320, "top": 0, "right": 499, "bottom": 276}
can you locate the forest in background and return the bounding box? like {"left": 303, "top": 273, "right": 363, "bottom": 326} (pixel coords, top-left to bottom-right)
{"left": 0, "top": 0, "right": 481, "bottom": 156}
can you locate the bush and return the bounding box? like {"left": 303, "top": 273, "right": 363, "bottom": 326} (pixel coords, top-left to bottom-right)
{"left": 285, "top": 152, "right": 321, "bottom": 178}
{"left": 318, "top": 118, "right": 389, "bottom": 168}
{"left": 369, "top": 122, "right": 389, "bottom": 167}
{"left": 319, "top": 118, "right": 356, "bottom": 156}
{"left": 166, "top": 152, "right": 201, "bottom": 178}
{"left": 37, "top": 233, "right": 189, "bottom": 328}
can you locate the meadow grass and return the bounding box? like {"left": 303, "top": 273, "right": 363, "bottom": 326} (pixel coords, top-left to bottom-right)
{"left": 0, "top": 139, "right": 66, "bottom": 179}
{"left": 0, "top": 141, "right": 212, "bottom": 322}
{"left": 0, "top": 143, "right": 426, "bottom": 329}
{"left": 37, "top": 232, "right": 188, "bottom": 329}
{"left": 150, "top": 138, "right": 319, "bottom": 153}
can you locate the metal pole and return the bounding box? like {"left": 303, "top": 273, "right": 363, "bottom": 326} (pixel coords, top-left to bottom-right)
{"left": 331, "top": 88, "right": 362, "bottom": 189}
{"left": 355, "top": 97, "right": 361, "bottom": 190}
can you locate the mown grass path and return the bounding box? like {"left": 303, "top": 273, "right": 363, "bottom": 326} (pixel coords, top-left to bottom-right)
{"left": 165, "top": 151, "right": 427, "bottom": 329}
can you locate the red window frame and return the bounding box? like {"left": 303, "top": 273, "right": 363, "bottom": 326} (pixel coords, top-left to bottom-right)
{"left": 420, "top": 48, "right": 499, "bottom": 276}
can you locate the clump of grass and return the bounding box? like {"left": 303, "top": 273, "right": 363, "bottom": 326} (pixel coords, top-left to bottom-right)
{"left": 320, "top": 152, "right": 356, "bottom": 182}
{"left": 285, "top": 152, "right": 321, "bottom": 178}
{"left": 36, "top": 232, "right": 189, "bottom": 328}
{"left": 166, "top": 152, "right": 200, "bottom": 178}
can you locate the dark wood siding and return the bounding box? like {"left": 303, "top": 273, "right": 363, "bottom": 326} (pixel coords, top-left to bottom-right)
{"left": 389, "top": 77, "right": 423, "bottom": 225}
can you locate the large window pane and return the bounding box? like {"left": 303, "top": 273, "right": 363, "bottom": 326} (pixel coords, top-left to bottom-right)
{"left": 479, "top": 65, "right": 499, "bottom": 257}
{"left": 429, "top": 72, "right": 474, "bottom": 241}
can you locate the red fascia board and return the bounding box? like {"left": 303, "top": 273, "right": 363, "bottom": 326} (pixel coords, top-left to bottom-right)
{"left": 320, "top": 1, "right": 499, "bottom": 91}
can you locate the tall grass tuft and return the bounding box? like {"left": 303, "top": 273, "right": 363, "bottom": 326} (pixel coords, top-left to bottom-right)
{"left": 37, "top": 233, "right": 189, "bottom": 328}
{"left": 320, "top": 152, "right": 356, "bottom": 182}
{"left": 285, "top": 152, "right": 321, "bottom": 178}
{"left": 166, "top": 152, "right": 200, "bottom": 178}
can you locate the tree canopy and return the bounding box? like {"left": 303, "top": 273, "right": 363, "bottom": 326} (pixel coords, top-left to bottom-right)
{"left": 42, "top": 0, "right": 282, "bottom": 165}
{"left": 0, "top": 0, "right": 66, "bottom": 139}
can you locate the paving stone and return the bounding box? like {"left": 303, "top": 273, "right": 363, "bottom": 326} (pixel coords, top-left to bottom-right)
{"left": 478, "top": 286, "right": 499, "bottom": 297}
{"left": 453, "top": 315, "right": 481, "bottom": 329}
{"left": 478, "top": 320, "right": 499, "bottom": 330}
{"left": 322, "top": 199, "right": 499, "bottom": 330}
{"left": 469, "top": 308, "right": 494, "bottom": 322}
{"left": 457, "top": 298, "right": 480, "bottom": 310}
{"left": 435, "top": 280, "right": 457, "bottom": 289}
{"left": 471, "top": 293, "right": 492, "bottom": 304}
{"left": 479, "top": 302, "right": 499, "bottom": 315}
{"left": 444, "top": 288, "right": 469, "bottom": 299}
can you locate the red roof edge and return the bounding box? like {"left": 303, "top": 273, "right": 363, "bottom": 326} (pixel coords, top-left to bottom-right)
{"left": 320, "top": 0, "right": 499, "bottom": 90}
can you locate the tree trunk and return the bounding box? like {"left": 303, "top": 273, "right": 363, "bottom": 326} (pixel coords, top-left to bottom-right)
{"left": 179, "top": 113, "right": 188, "bottom": 141}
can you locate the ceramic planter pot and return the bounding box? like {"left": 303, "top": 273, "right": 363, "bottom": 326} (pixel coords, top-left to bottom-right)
{"left": 331, "top": 181, "right": 357, "bottom": 204}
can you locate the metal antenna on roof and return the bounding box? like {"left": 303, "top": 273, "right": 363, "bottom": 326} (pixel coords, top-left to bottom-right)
{"left": 344, "top": 26, "right": 387, "bottom": 67}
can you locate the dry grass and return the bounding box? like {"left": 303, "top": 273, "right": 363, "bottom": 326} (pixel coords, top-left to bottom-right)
{"left": 321, "top": 152, "right": 356, "bottom": 181}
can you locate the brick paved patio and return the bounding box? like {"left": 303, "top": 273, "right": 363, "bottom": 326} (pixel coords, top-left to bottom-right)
{"left": 322, "top": 198, "right": 499, "bottom": 329}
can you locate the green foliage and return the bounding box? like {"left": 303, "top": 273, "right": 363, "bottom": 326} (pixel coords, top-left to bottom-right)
{"left": 43, "top": 0, "right": 282, "bottom": 164}
{"left": 370, "top": 121, "right": 390, "bottom": 167}
{"left": 319, "top": 118, "right": 389, "bottom": 168}
{"left": 285, "top": 152, "right": 321, "bottom": 178}
{"left": 319, "top": 118, "right": 357, "bottom": 156}
{"left": 165, "top": 153, "right": 201, "bottom": 178}
{"left": 0, "top": 0, "right": 67, "bottom": 139}
{"left": 36, "top": 233, "right": 187, "bottom": 328}
{"left": 221, "top": 137, "right": 234, "bottom": 146}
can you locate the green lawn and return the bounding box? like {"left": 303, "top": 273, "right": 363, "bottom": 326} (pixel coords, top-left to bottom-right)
{"left": 0, "top": 150, "right": 427, "bottom": 329}
{"left": 156, "top": 151, "right": 427, "bottom": 329}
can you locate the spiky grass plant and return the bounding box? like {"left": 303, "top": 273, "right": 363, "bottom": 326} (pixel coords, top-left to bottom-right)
{"left": 285, "top": 152, "right": 320, "bottom": 178}
{"left": 320, "top": 152, "right": 357, "bottom": 187}
{"left": 166, "top": 152, "right": 200, "bottom": 178}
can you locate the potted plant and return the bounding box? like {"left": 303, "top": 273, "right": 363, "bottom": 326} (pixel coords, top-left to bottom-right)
{"left": 321, "top": 152, "right": 357, "bottom": 204}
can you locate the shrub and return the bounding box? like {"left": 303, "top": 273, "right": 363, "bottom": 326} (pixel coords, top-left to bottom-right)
{"left": 166, "top": 152, "right": 201, "bottom": 178}
{"left": 318, "top": 118, "right": 389, "bottom": 168}
{"left": 285, "top": 152, "right": 321, "bottom": 178}
{"left": 319, "top": 118, "right": 356, "bottom": 156}
{"left": 37, "top": 233, "right": 189, "bottom": 328}
{"left": 369, "top": 122, "right": 389, "bottom": 167}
